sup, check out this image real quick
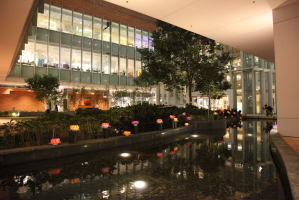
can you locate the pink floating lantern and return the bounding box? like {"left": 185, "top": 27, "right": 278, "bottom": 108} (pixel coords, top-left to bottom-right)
{"left": 50, "top": 138, "right": 61, "bottom": 145}
{"left": 132, "top": 121, "right": 139, "bottom": 126}
{"left": 101, "top": 123, "right": 109, "bottom": 129}
{"left": 169, "top": 115, "right": 175, "bottom": 119}
{"left": 182, "top": 112, "right": 186, "bottom": 116}
{"left": 187, "top": 116, "right": 192, "bottom": 120}
{"left": 157, "top": 119, "right": 163, "bottom": 124}
{"left": 157, "top": 153, "right": 163, "bottom": 157}
{"left": 101, "top": 167, "right": 110, "bottom": 173}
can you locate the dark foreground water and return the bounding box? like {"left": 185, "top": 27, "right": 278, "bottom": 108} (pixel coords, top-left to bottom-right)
{"left": 0, "top": 120, "right": 285, "bottom": 200}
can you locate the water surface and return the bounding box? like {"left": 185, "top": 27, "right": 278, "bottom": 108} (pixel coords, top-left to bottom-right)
{"left": 0, "top": 120, "right": 284, "bottom": 199}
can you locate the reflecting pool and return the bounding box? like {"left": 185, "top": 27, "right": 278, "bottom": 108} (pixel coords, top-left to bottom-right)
{"left": 0, "top": 120, "right": 285, "bottom": 199}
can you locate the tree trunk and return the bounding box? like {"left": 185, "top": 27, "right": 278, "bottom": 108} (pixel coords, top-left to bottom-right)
{"left": 208, "top": 89, "right": 211, "bottom": 118}
{"left": 188, "top": 84, "right": 192, "bottom": 110}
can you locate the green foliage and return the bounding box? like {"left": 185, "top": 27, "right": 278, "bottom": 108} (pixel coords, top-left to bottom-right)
{"left": 136, "top": 20, "right": 232, "bottom": 105}
{"left": 24, "top": 74, "right": 61, "bottom": 104}
{"left": 0, "top": 105, "right": 214, "bottom": 150}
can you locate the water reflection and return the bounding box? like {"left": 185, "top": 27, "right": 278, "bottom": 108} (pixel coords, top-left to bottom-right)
{"left": 0, "top": 120, "right": 283, "bottom": 199}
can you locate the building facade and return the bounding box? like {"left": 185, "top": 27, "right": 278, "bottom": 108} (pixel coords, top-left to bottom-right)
{"left": 1, "top": 1, "right": 276, "bottom": 115}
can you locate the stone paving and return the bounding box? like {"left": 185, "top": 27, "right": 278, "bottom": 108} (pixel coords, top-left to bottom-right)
{"left": 282, "top": 137, "right": 299, "bottom": 154}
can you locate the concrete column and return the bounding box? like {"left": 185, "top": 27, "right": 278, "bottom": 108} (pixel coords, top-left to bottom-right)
{"left": 173, "top": 89, "right": 177, "bottom": 106}
{"left": 268, "top": 72, "right": 273, "bottom": 107}
{"left": 252, "top": 70, "right": 256, "bottom": 114}
{"left": 273, "top": 2, "right": 299, "bottom": 136}
{"left": 155, "top": 84, "right": 160, "bottom": 105}
{"left": 180, "top": 91, "right": 183, "bottom": 105}
{"left": 261, "top": 70, "right": 266, "bottom": 115}
{"left": 166, "top": 91, "right": 170, "bottom": 105}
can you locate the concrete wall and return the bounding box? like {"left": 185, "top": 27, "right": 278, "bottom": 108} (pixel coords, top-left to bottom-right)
{"left": 273, "top": 1, "right": 299, "bottom": 136}
{"left": 0, "top": 88, "right": 45, "bottom": 111}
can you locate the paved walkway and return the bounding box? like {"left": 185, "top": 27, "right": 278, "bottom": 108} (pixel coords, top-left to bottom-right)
{"left": 283, "top": 137, "right": 299, "bottom": 154}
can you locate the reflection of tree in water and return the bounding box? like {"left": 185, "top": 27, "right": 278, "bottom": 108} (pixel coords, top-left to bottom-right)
{"left": 192, "top": 139, "right": 232, "bottom": 198}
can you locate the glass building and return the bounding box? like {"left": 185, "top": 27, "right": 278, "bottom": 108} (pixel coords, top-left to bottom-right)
{"left": 10, "top": 3, "right": 152, "bottom": 87}
{"left": 8, "top": 3, "right": 276, "bottom": 114}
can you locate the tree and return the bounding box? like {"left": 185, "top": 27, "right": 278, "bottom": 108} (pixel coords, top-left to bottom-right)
{"left": 194, "top": 53, "right": 232, "bottom": 117}
{"left": 25, "top": 74, "right": 61, "bottom": 108}
{"left": 136, "top": 20, "right": 231, "bottom": 108}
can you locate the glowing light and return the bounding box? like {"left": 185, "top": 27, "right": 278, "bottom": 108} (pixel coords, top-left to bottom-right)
{"left": 157, "top": 119, "right": 163, "bottom": 124}
{"left": 182, "top": 112, "right": 186, "bottom": 116}
{"left": 124, "top": 131, "right": 131, "bottom": 136}
{"left": 187, "top": 116, "right": 192, "bottom": 120}
{"left": 101, "top": 123, "right": 109, "bottom": 128}
{"left": 50, "top": 138, "right": 61, "bottom": 145}
{"left": 157, "top": 153, "right": 162, "bottom": 157}
{"left": 134, "top": 181, "right": 146, "bottom": 189}
{"left": 132, "top": 121, "right": 139, "bottom": 126}
{"left": 169, "top": 115, "right": 175, "bottom": 119}
{"left": 174, "top": 118, "right": 178, "bottom": 122}
{"left": 120, "top": 153, "right": 131, "bottom": 157}
{"left": 185, "top": 123, "right": 189, "bottom": 126}
{"left": 273, "top": 125, "right": 277, "bottom": 129}
{"left": 70, "top": 125, "right": 79, "bottom": 130}
{"left": 191, "top": 135, "right": 199, "bottom": 137}
{"left": 174, "top": 147, "right": 178, "bottom": 151}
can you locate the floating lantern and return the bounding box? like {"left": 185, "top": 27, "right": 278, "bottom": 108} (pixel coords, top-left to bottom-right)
{"left": 169, "top": 115, "right": 175, "bottom": 119}
{"left": 101, "top": 167, "right": 110, "bottom": 173}
{"left": 273, "top": 125, "right": 278, "bottom": 129}
{"left": 70, "top": 178, "right": 79, "bottom": 183}
{"left": 133, "top": 160, "right": 139, "bottom": 165}
{"left": 187, "top": 116, "right": 192, "bottom": 120}
{"left": 185, "top": 137, "right": 189, "bottom": 140}
{"left": 174, "top": 147, "right": 178, "bottom": 151}
{"left": 214, "top": 112, "right": 218, "bottom": 115}
{"left": 225, "top": 116, "right": 227, "bottom": 118}
{"left": 50, "top": 169, "right": 60, "bottom": 175}
{"left": 157, "top": 119, "right": 163, "bottom": 124}
{"left": 124, "top": 131, "right": 131, "bottom": 136}
{"left": 240, "top": 117, "right": 242, "bottom": 119}
{"left": 50, "top": 138, "right": 61, "bottom": 145}
{"left": 185, "top": 123, "right": 189, "bottom": 126}
{"left": 182, "top": 112, "right": 186, "bottom": 116}
{"left": 221, "top": 141, "right": 224, "bottom": 144}
{"left": 231, "top": 115, "right": 234, "bottom": 117}
{"left": 70, "top": 125, "right": 79, "bottom": 131}
{"left": 157, "top": 153, "right": 163, "bottom": 157}
{"left": 169, "top": 151, "right": 175, "bottom": 155}
{"left": 132, "top": 121, "right": 139, "bottom": 126}
{"left": 101, "top": 123, "right": 109, "bottom": 129}
{"left": 174, "top": 118, "right": 179, "bottom": 122}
